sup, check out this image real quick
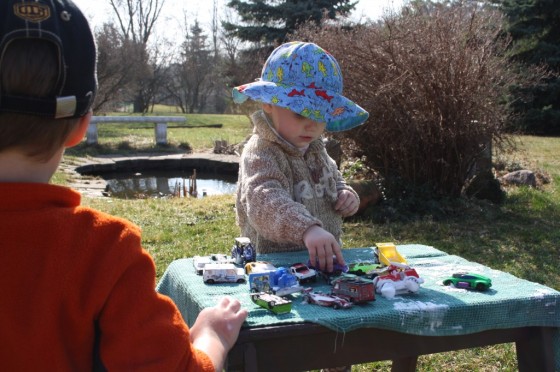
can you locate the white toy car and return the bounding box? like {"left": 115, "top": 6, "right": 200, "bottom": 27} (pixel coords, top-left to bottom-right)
{"left": 290, "top": 262, "right": 317, "bottom": 283}
{"left": 244, "top": 261, "right": 277, "bottom": 275}
{"left": 202, "top": 263, "right": 246, "bottom": 284}
{"left": 372, "top": 264, "right": 424, "bottom": 299}
{"left": 193, "top": 254, "right": 235, "bottom": 275}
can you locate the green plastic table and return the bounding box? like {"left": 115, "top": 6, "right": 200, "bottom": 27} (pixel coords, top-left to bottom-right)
{"left": 156, "top": 245, "right": 560, "bottom": 371}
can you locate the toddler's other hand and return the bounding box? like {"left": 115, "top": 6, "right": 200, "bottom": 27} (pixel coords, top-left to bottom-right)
{"left": 190, "top": 296, "right": 247, "bottom": 371}
{"left": 303, "top": 225, "right": 345, "bottom": 272}
{"left": 335, "top": 189, "right": 359, "bottom": 217}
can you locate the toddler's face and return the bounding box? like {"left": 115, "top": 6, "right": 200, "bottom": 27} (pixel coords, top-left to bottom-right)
{"left": 263, "top": 104, "right": 326, "bottom": 149}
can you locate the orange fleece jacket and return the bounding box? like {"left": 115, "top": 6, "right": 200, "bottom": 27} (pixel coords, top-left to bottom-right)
{"left": 0, "top": 183, "right": 214, "bottom": 371}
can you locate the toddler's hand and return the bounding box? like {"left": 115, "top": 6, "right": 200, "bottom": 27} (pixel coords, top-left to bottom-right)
{"left": 190, "top": 296, "right": 247, "bottom": 371}
{"left": 335, "top": 189, "right": 359, "bottom": 217}
{"left": 303, "top": 225, "right": 345, "bottom": 272}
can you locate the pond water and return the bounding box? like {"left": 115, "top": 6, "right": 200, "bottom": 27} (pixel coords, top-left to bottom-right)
{"left": 104, "top": 170, "right": 238, "bottom": 199}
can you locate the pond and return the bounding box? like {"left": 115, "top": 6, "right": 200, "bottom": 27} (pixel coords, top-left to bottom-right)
{"left": 75, "top": 155, "right": 240, "bottom": 199}
{"left": 103, "top": 170, "right": 238, "bottom": 199}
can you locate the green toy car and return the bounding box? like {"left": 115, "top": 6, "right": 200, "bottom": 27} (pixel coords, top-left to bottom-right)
{"left": 443, "top": 272, "right": 492, "bottom": 291}
{"left": 347, "top": 260, "right": 382, "bottom": 276}
{"left": 250, "top": 292, "right": 292, "bottom": 314}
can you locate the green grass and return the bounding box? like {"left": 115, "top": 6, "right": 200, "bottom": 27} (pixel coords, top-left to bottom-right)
{"left": 66, "top": 113, "right": 252, "bottom": 157}
{"left": 57, "top": 120, "right": 559, "bottom": 371}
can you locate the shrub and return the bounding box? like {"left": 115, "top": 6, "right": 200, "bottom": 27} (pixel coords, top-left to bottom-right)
{"left": 293, "top": 3, "right": 542, "bottom": 198}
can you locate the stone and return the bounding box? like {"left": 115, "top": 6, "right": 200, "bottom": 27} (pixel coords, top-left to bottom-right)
{"left": 499, "top": 170, "right": 537, "bottom": 187}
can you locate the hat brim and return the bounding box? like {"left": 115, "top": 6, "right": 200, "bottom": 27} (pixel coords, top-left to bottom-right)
{"left": 233, "top": 81, "right": 368, "bottom": 132}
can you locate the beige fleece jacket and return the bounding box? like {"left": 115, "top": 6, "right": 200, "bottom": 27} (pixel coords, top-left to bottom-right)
{"left": 235, "top": 110, "right": 359, "bottom": 253}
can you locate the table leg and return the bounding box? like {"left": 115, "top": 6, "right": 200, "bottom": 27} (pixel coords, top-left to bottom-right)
{"left": 516, "top": 326, "right": 555, "bottom": 372}
{"left": 391, "top": 356, "right": 418, "bottom": 372}
{"left": 243, "top": 343, "right": 258, "bottom": 372}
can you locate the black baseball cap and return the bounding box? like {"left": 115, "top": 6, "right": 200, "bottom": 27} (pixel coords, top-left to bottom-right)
{"left": 0, "top": 0, "right": 97, "bottom": 119}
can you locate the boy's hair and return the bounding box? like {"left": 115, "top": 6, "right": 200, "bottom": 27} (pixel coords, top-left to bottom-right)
{"left": 0, "top": 0, "right": 97, "bottom": 160}
{"left": 0, "top": 39, "right": 79, "bottom": 160}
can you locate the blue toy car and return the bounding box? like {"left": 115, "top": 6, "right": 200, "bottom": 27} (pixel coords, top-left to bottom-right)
{"left": 231, "top": 237, "right": 256, "bottom": 265}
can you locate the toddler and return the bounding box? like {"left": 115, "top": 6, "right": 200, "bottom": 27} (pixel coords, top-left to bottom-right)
{"left": 232, "top": 41, "right": 369, "bottom": 273}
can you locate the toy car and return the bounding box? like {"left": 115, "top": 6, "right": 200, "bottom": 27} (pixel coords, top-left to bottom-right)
{"left": 244, "top": 261, "right": 276, "bottom": 274}
{"left": 250, "top": 292, "right": 292, "bottom": 314}
{"left": 249, "top": 267, "right": 303, "bottom": 297}
{"left": 443, "top": 272, "right": 492, "bottom": 291}
{"left": 290, "top": 262, "right": 317, "bottom": 283}
{"left": 331, "top": 276, "right": 375, "bottom": 303}
{"left": 231, "top": 237, "right": 256, "bottom": 265}
{"left": 347, "top": 260, "right": 382, "bottom": 276}
{"left": 302, "top": 290, "right": 353, "bottom": 310}
{"left": 193, "top": 254, "right": 235, "bottom": 275}
{"left": 372, "top": 264, "right": 424, "bottom": 299}
{"left": 375, "top": 242, "right": 408, "bottom": 267}
{"left": 307, "top": 256, "right": 349, "bottom": 283}
{"left": 202, "top": 263, "right": 246, "bottom": 284}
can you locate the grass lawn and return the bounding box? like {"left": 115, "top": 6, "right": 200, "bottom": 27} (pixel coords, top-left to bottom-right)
{"left": 56, "top": 114, "right": 559, "bottom": 371}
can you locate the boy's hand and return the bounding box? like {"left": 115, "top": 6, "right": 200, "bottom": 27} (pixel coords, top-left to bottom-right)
{"left": 335, "top": 189, "right": 359, "bottom": 217}
{"left": 190, "top": 296, "right": 247, "bottom": 371}
{"left": 303, "top": 225, "right": 345, "bottom": 272}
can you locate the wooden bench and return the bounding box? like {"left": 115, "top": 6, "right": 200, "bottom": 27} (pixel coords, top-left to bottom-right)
{"left": 86, "top": 116, "right": 187, "bottom": 145}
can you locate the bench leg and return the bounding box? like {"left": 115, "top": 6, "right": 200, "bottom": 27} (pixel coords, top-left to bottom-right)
{"left": 86, "top": 123, "right": 98, "bottom": 145}
{"left": 155, "top": 123, "right": 167, "bottom": 145}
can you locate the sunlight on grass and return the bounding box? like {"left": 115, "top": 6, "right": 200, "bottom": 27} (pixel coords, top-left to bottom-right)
{"left": 61, "top": 124, "right": 559, "bottom": 371}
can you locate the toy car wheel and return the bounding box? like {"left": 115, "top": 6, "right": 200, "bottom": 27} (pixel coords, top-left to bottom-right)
{"left": 476, "top": 283, "right": 487, "bottom": 291}
{"left": 206, "top": 279, "right": 215, "bottom": 284}
{"left": 268, "top": 301, "right": 276, "bottom": 309}
{"left": 332, "top": 303, "right": 340, "bottom": 310}
{"left": 237, "top": 279, "right": 245, "bottom": 283}
{"left": 356, "top": 270, "right": 364, "bottom": 275}
{"left": 443, "top": 280, "right": 452, "bottom": 286}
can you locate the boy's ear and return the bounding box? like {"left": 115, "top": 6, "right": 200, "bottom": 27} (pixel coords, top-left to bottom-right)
{"left": 65, "top": 112, "right": 92, "bottom": 148}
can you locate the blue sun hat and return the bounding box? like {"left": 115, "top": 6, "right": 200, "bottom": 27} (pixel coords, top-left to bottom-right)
{"left": 232, "top": 41, "right": 369, "bottom": 132}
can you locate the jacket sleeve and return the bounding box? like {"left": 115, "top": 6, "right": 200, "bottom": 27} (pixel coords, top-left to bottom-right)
{"left": 239, "top": 142, "right": 322, "bottom": 245}
{"left": 94, "top": 222, "right": 214, "bottom": 371}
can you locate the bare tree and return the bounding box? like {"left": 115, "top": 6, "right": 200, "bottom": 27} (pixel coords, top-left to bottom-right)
{"left": 94, "top": 23, "right": 140, "bottom": 112}
{"left": 211, "top": 0, "right": 220, "bottom": 59}
{"left": 108, "top": 0, "right": 165, "bottom": 44}
{"left": 106, "top": 0, "right": 167, "bottom": 113}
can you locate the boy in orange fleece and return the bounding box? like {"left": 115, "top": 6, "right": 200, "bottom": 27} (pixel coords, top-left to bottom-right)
{"left": 0, "top": 1, "right": 246, "bottom": 371}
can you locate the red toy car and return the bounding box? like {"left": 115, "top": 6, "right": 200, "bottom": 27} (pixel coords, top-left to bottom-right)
{"left": 302, "top": 290, "right": 353, "bottom": 310}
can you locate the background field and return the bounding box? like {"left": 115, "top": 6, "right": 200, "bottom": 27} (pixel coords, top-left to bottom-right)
{"left": 57, "top": 114, "right": 559, "bottom": 371}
